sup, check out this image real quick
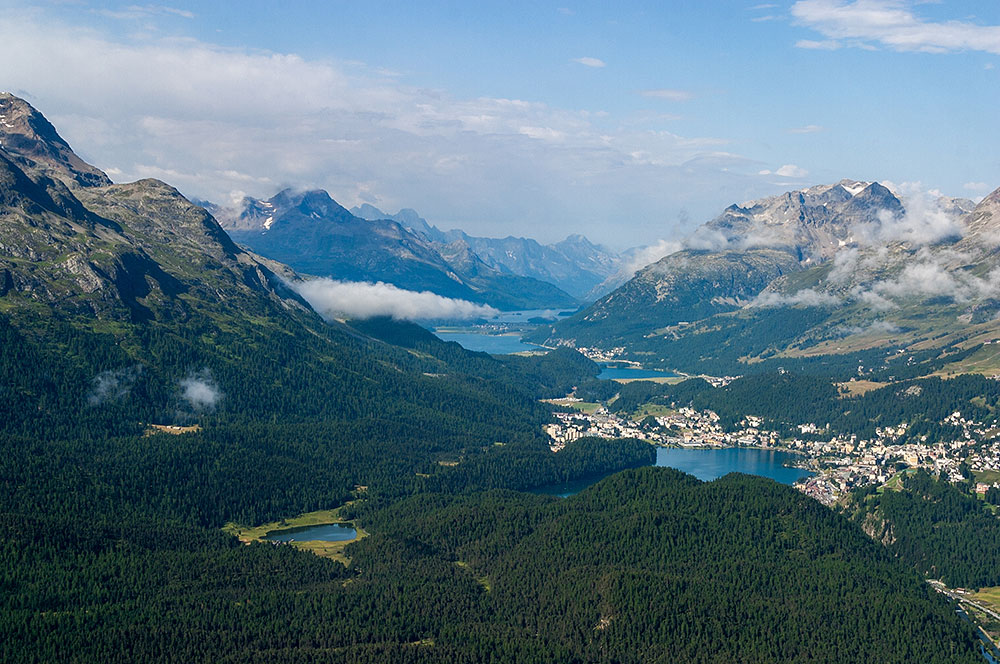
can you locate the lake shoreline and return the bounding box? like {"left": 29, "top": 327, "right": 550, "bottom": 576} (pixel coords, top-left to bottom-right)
{"left": 532, "top": 445, "right": 815, "bottom": 497}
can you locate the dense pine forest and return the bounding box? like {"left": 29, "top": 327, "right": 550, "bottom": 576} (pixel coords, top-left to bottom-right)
{"left": 0, "top": 93, "right": 989, "bottom": 662}
{"left": 0, "top": 301, "right": 986, "bottom": 662}
{"left": 851, "top": 470, "right": 1000, "bottom": 589}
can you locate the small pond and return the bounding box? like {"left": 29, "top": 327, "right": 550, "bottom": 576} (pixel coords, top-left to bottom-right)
{"left": 263, "top": 523, "right": 357, "bottom": 542}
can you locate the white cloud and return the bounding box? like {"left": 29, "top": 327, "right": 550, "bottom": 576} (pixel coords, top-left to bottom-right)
{"left": 292, "top": 278, "right": 498, "bottom": 321}
{"left": 964, "top": 181, "right": 991, "bottom": 192}
{"left": 87, "top": 366, "right": 142, "bottom": 405}
{"left": 749, "top": 288, "right": 841, "bottom": 307}
{"left": 851, "top": 254, "right": 1000, "bottom": 306}
{"left": 775, "top": 164, "right": 809, "bottom": 177}
{"left": 684, "top": 226, "right": 732, "bottom": 251}
{"left": 792, "top": 0, "right": 1000, "bottom": 55}
{"left": 640, "top": 89, "right": 694, "bottom": 101}
{"left": 853, "top": 182, "right": 963, "bottom": 246}
{"left": 837, "top": 320, "right": 901, "bottom": 335}
{"left": 98, "top": 5, "right": 195, "bottom": 20}
{"left": 827, "top": 246, "right": 890, "bottom": 284}
{"left": 853, "top": 287, "right": 897, "bottom": 310}
{"left": 788, "top": 124, "right": 824, "bottom": 134}
{"left": 180, "top": 369, "right": 222, "bottom": 411}
{"left": 572, "top": 57, "right": 606, "bottom": 68}
{"left": 0, "top": 11, "right": 765, "bottom": 244}
{"left": 795, "top": 38, "right": 843, "bottom": 50}
{"left": 872, "top": 259, "right": 965, "bottom": 300}
{"left": 622, "top": 239, "right": 684, "bottom": 275}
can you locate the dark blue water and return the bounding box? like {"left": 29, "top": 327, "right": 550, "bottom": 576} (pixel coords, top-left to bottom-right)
{"left": 597, "top": 365, "right": 679, "bottom": 380}
{"left": 434, "top": 331, "right": 539, "bottom": 354}
{"left": 263, "top": 523, "right": 357, "bottom": 542}
{"left": 532, "top": 447, "right": 813, "bottom": 497}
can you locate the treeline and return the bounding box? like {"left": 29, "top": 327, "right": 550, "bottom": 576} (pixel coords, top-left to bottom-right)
{"left": 851, "top": 470, "right": 1000, "bottom": 589}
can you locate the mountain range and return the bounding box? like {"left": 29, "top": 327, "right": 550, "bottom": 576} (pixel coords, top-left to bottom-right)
{"left": 530, "top": 179, "right": 1000, "bottom": 379}
{"left": 351, "top": 203, "right": 621, "bottom": 298}
{"left": 203, "top": 191, "right": 625, "bottom": 311}
{"left": 0, "top": 92, "right": 987, "bottom": 663}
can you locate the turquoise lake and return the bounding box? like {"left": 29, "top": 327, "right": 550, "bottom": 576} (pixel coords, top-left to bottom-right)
{"left": 262, "top": 523, "right": 357, "bottom": 542}
{"left": 596, "top": 365, "right": 679, "bottom": 380}
{"left": 433, "top": 331, "right": 540, "bottom": 354}
{"left": 533, "top": 447, "right": 813, "bottom": 497}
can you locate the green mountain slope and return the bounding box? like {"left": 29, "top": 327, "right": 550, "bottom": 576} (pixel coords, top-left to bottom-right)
{"left": 531, "top": 248, "right": 801, "bottom": 347}
{"left": 0, "top": 93, "right": 984, "bottom": 663}
{"left": 531, "top": 179, "right": 1000, "bottom": 379}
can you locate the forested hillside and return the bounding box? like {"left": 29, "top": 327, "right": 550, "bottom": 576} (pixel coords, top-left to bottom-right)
{"left": 852, "top": 470, "right": 1000, "bottom": 589}
{"left": 584, "top": 372, "right": 1000, "bottom": 442}
{"left": 0, "top": 93, "right": 986, "bottom": 663}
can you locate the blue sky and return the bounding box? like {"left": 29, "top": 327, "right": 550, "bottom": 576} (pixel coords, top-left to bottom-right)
{"left": 1, "top": 1, "right": 999, "bottom": 247}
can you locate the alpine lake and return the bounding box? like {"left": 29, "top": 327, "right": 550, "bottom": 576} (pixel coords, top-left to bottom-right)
{"left": 434, "top": 310, "right": 812, "bottom": 495}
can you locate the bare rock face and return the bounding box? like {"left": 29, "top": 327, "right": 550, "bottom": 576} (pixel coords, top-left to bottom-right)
{"left": 957, "top": 186, "right": 1000, "bottom": 256}
{"left": 534, "top": 178, "right": 995, "bottom": 361}
{"left": 0, "top": 93, "right": 112, "bottom": 189}
{"left": 0, "top": 93, "right": 309, "bottom": 321}
{"left": 62, "top": 254, "right": 105, "bottom": 293}
{"left": 696, "top": 180, "right": 905, "bottom": 261}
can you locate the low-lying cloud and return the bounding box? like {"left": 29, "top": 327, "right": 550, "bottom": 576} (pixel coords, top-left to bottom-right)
{"left": 836, "top": 320, "right": 901, "bottom": 336}
{"left": 292, "top": 278, "right": 498, "bottom": 321}
{"left": 868, "top": 260, "right": 1000, "bottom": 304}
{"left": 180, "top": 369, "right": 222, "bottom": 411}
{"left": 749, "top": 288, "right": 841, "bottom": 308}
{"left": 621, "top": 239, "right": 684, "bottom": 275}
{"left": 87, "top": 366, "right": 142, "bottom": 405}
{"left": 853, "top": 183, "right": 964, "bottom": 247}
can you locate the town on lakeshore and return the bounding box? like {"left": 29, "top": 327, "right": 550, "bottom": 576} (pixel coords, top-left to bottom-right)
{"left": 546, "top": 379, "right": 1000, "bottom": 507}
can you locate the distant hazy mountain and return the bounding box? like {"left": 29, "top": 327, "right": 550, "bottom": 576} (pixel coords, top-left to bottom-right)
{"left": 216, "top": 192, "right": 577, "bottom": 310}
{"left": 530, "top": 180, "right": 994, "bottom": 379}
{"left": 351, "top": 204, "right": 621, "bottom": 298}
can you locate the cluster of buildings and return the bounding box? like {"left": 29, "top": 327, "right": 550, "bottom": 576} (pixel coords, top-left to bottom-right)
{"left": 545, "top": 404, "right": 1000, "bottom": 505}
{"left": 575, "top": 346, "right": 629, "bottom": 363}
{"left": 545, "top": 406, "right": 779, "bottom": 452}
{"left": 546, "top": 409, "right": 645, "bottom": 451}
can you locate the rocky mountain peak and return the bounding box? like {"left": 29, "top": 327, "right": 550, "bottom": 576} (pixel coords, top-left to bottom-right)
{"left": 0, "top": 93, "right": 112, "bottom": 188}
{"left": 980, "top": 185, "right": 1000, "bottom": 209}
{"left": 958, "top": 185, "right": 1000, "bottom": 250}
{"left": 351, "top": 202, "right": 387, "bottom": 220}
{"left": 840, "top": 182, "right": 903, "bottom": 224}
